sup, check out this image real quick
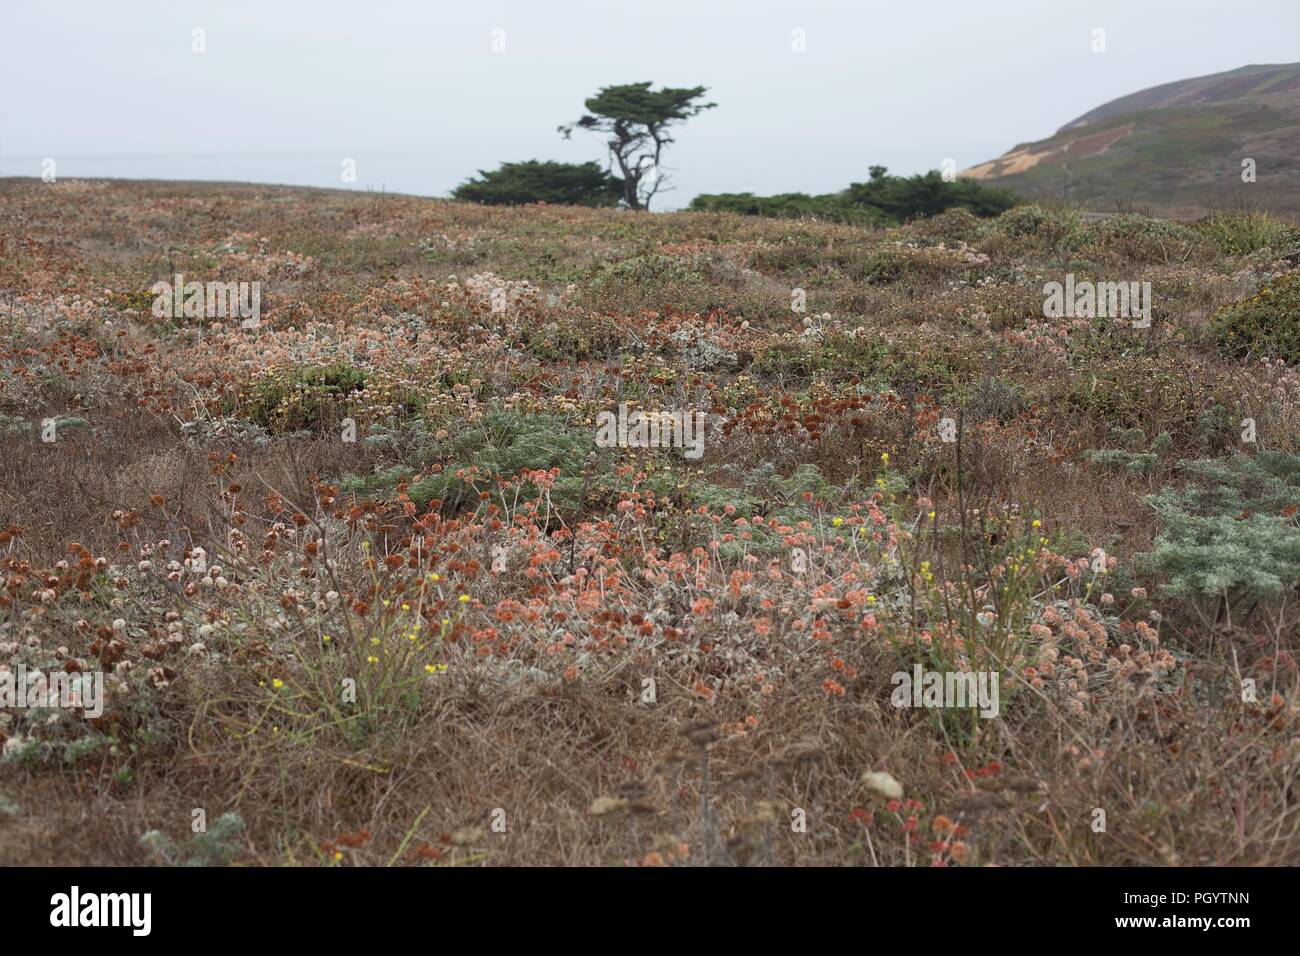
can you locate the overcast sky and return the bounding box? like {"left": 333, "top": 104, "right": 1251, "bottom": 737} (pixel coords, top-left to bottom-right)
{"left": 2, "top": 0, "right": 1297, "bottom": 208}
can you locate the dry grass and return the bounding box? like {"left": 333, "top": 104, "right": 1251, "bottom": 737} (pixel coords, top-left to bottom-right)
{"left": 1, "top": 178, "right": 1298, "bottom": 867}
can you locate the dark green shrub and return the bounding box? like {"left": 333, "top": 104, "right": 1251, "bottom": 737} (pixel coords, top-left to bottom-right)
{"left": 452, "top": 160, "right": 623, "bottom": 207}
{"left": 689, "top": 167, "right": 1019, "bottom": 226}
{"left": 1212, "top": 273, "right": 1300, "bottom": 364}
{"left": 842, "top": 168, "right": 1019, "bottom": 221}
{"left": 687, "top": 191, "right": 883, "bottom": 225}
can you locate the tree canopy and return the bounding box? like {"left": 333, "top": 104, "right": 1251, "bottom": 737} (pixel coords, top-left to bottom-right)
{"left": 690, "top": 166, "right": 1020, "bottom": 224}
{"left": 451, "top": 160, "right": 623, "bottom": 207}
{"left": 559, "top": 82, "right": 715, "bottom": 210}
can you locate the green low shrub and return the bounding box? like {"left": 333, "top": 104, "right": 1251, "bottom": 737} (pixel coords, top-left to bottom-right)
{"left": 1196, "top": 212, "right": 1296, "bottom": 257}
{"left": 1074, "top": 214, "right": 1208, "bottom": 265}
{"left": 1142, "top": 452, "right": 1300, "bottom": 603}
{"left": 140, "top": 813, "right": 246, "bottom": 867}
{"left": 578, "top": 253, "right": 707, "bottom": 313}
{"left": 1211, "top": 273, "right": 1300, "bottom": 364}
{"left": 408, "top": 411, "right": 596, "bottom": 510}
{"left": 238, "top": 363, "right": 369, "bottom": 433}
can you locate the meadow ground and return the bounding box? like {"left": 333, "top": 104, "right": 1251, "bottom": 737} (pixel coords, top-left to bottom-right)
{"left": 1, "top": 178, "right": 1298, "bottom": 866}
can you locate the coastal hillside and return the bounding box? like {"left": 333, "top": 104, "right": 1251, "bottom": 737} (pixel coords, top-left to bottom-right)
{"left": 963, "top": 63, "right": 1300, "bottom": 215}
